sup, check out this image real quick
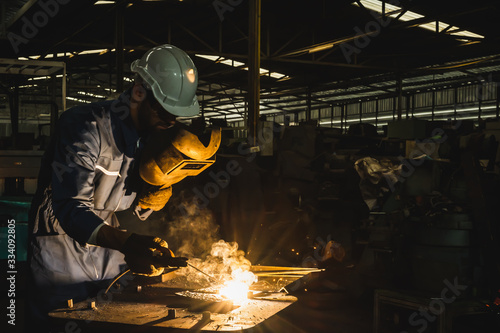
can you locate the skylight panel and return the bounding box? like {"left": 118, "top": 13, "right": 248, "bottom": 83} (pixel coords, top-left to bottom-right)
{"left": 196, "top": 54, "right": 221, "bottom": 62}
{"left": 195, "top": 54, "right": 289, "bottom": 80}
{"left": 270, "top": 73, "right": 286, "bottom": 79}
{"left": 451, "top": 30, "right": 484, "bottom": 39}
{"left": 78, "top": 49, "right": 109, "bottom": 55}
{"left": 418, "top": 22, "right": 449, "bottom": 33}
{"left": 355, "top": 0, "right": 484, "bottom": 40}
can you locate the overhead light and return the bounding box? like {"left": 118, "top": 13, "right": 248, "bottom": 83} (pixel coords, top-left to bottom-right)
{"left": 77, "top": 91, "right": 107, "bottom": 99}
{"left": 44, "top": 52, "right": 73, "bottom": 59}
{"left": 28, "top": 76, "right": 50, "bottom": 81}
{"left": 27, "top": 74, "right": 63, "bottom": 81}
{"left": 94, "top": 1, "right": 115, "bottom": 4}
{"left": 66, "top": 96, "right": 91, "bottom": 104}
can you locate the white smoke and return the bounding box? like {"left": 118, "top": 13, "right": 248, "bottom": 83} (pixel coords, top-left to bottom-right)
{"left": 166, "top": 200, "right": 256, "bottom": 287}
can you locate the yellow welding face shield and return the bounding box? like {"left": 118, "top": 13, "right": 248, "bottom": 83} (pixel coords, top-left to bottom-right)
{"left": 139, "top": 126, "right": 221, "bottom": 187}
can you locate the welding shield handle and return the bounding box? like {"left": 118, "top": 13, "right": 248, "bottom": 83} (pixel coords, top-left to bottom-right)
{"left": 153, "top": 254, "right": 189, "bottom": 268}
{"left": 120, "top": 233, "right": 183, "bottom": 276}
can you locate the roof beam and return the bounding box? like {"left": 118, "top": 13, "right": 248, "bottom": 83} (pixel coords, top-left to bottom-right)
{"left": 6, "top": 0, "right": 38, "bottom": 29}
{"left": 41, "top": 0, "right": 124, "bottom": 57}
{"left": 0, "top": 58, "right": 64, "bottom": 76}
{"left": 176, "top": 22, "right": 218, "bottom": 54}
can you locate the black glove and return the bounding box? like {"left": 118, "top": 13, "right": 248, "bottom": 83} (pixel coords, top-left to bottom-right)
{"left": 120, "top": 233, "right": 187, "bottom": 276}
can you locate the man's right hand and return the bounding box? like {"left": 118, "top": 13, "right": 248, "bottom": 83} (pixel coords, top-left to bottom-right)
{"left": 120, "top": 233, "right": 175, "bottom": 276}
{"left": 95, "top": 226, "right": 186, "bottom": 276}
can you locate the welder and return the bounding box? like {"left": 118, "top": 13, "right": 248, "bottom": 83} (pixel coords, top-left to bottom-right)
{"left": 26, "top": 44, "right": 220, "bottom": 330}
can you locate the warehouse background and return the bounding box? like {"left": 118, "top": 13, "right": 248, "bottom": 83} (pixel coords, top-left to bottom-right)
{"left": 1, "top": 0, "right": 500, "bottom": 332}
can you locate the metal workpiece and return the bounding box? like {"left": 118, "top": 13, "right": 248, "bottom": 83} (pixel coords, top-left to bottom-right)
{"left": 48, "top": 266, "right": 312, "bottom": 331}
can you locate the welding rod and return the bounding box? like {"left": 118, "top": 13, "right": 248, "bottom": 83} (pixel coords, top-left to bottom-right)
{"left": 187, "top": 263, "right": 217, "bottom": 282}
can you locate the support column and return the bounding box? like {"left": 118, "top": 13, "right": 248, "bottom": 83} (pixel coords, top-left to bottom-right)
{"left": 412, "top": 93, "right": 416, "bottom": 117}
{"left": 397, "top": 76, "right": 403, "bottom": 120}
{"left": 405, "top": 93, "right": 411, "bottom": 119}
{"left": 331, "top": 104, "right": 334, "bottom": 128}
{"left": 306, "top": 88, "right": 312, "bottom": 121}
{"left": 454, "top": 87, "right": 458, "bottom": 120}
{"left": 62, "top": 63, "right": 66, "bottom": 111}
{"left": 431, "top": 89, "right": 435, "bottom": 121}
{"left": 496, "top": 82, "right": 499, "bottom": 119}
{"left": 1, "top": 1, "right": 6, "bottom": 38}
{"left": 478, "top": 84, "right": 483, "bottom": 119}
{"left": 341, "top": 104, "right": 346, "bottom": 133}
{"left": 359, "top": 100, "right": 363, "bottom": 123}
{"left": 248, "top": 0, "right": 261, "bottom": 146}
{"left": 219, "top": 21, "right": 222, "bottom": 53}
{"left": 392, "top": 96, "right": 396, "bottom": 121}
{"left": 51, "top": 75, "right": 58, "bottom": 137}
{"left": 201, "top": 95, "right": 205, "bottom": 117}
{"left": 9, "top": 84, "right": 19, "bottom": 145}
{"left": 115, "top": 3, "right": 124, "bottom": 92}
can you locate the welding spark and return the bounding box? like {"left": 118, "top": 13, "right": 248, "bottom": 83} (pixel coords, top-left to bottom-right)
{"left": 218, "top": 268, "right": 256, "bottom": 304}
{"left": 219, "top": 280, "right": 250, "bottom": 304}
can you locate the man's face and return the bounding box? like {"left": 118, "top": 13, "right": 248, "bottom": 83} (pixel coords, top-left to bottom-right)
{"left": 138, "top": 91, "right": 177, "bottom": 131}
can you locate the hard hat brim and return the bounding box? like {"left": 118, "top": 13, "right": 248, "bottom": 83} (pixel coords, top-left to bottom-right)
{"left": 159, "top": 97, "right": 200, "bottom": 117}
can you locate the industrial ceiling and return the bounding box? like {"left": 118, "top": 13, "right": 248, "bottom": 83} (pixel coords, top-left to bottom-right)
{"left": 1, "top": 0, "right": 500, "bottom": 125}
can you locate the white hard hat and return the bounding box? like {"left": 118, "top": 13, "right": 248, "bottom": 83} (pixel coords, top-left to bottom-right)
{"left": 131, "top": 44, "right": 199, "bottom": 117}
